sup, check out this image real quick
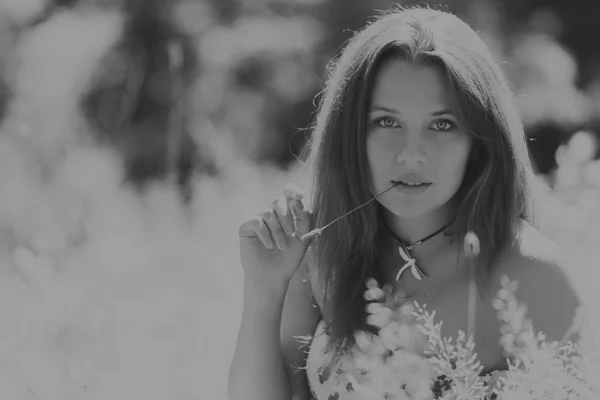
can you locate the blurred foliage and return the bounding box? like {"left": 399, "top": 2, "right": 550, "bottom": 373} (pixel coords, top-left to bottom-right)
{"left": 188, "top": 0, "right": 600, "bottom": 177}
{"left": 1, "top": 0, "right": 600, "bottom": 181}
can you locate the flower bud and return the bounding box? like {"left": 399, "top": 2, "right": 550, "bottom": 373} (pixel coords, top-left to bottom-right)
{"left": 464, "top": 231, "right": 480, "bottom": 258}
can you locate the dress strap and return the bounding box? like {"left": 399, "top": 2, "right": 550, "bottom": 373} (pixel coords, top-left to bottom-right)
{"left": 467, "top": 266, "right": 477, "bottom": 342}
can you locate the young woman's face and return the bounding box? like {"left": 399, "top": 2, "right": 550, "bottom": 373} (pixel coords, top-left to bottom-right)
{"left": 366, "top": 60, "right": 473, "bottom": 219}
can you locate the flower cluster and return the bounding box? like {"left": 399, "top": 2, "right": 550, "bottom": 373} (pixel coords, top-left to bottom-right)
{"left": 345, "top": 273, "right": 600, "bottom": 400}
{"left": 346, "top": 276, "right": 491, "bottom": 400}
{"left": 340, "top": 278, "right": 435, "bottom": 400}
{"left": 486, "top": 276, "right": 599, "bottom": 400}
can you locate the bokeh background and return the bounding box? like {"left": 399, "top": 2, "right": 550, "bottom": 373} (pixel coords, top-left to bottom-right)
{"left": 0, "top": 0, "right": 598, "bottom": 399}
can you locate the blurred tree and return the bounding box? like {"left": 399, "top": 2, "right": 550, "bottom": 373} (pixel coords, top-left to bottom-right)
{"left": 0, "top": 21, "right": 14, "bottom": 127}
{"left": 499, "top": 0, "right": 600, "bottom": 88}
{"left": 80, "top": 0, "right": 217, "bottom": 198}
{"left": 58, "top": 0, "right": 600, "bottom": 178}
{"left": 196, "top": 3, "right": 324, "bottom": 167}
{"left": 206, "top": 0, "right": 238, "bottom": 24}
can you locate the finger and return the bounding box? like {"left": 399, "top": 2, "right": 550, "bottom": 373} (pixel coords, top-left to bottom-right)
{"left": 289, "top": 198, "right": 312, "bottom": 235}
{"left": 262, "top": 209, "right": 287, "bottom": 250}
{"left": 285, "top": 197, "right": 314, "bottom": 241}
{"left": 238, "top": 217, "right": 259, "bottom": 237}
{"left": 270, "top": 196, "right": 296, "bottom": 237}
{"left": 281, "top": 185, "right": 312, "bottom": 236}
{"left": 239, "top": 216, "right": 274, "bottom": 249}
{"left": 282, "top": 183, "right": 305, "bottom": 201}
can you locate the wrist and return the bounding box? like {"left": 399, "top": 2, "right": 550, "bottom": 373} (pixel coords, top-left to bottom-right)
{"left": 242, "top": 278, "right": 290, "bottom": 317}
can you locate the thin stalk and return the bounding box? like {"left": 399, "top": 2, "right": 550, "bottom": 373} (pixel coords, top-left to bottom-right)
{"left": 301, "top": 182, "right": 401, "bottom": 240}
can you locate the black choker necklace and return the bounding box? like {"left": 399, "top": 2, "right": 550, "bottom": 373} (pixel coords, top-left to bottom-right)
{"left": 385, "top": 217, "right": 456, "bottom": 281}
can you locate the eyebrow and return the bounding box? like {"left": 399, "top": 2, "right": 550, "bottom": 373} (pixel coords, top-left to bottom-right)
{"left": 369, "top": 106, "right": 454, "bottom": 116}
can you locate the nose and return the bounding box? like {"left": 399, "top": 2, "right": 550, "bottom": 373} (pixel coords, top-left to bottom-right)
{"left": 396, "top": 134, "right": 426, "bottom": 166}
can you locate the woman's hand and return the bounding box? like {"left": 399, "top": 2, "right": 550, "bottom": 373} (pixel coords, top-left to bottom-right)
{"left": 238, "top": 184, "right": 313, "bottom": 287}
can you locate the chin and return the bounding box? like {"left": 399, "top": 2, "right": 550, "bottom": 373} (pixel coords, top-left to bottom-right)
{"left": 376, "top": 183, "right": 456, "bottom": 219}
{"left": 380, "top": 195, "right": 452, "bottom": 221}
{"left": 383, "top": 202, "right": 432, "bottom": 220}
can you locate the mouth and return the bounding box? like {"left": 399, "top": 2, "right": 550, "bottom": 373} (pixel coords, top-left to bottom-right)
{"left": 391, "top": 180, "right": 431, "bottom": 188}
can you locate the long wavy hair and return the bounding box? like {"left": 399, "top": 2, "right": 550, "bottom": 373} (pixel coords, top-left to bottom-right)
{"left": 302, "top": 6, "right": 535, "bottom": 360}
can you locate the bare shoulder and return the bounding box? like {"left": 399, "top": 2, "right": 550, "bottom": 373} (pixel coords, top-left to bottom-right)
{"left": 491, "top": 220, "right": 582, "bottom": 342}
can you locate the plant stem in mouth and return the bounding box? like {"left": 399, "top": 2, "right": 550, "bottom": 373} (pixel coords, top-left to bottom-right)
{"left": 300, "top": 182, "right": 401, "bottom": 240}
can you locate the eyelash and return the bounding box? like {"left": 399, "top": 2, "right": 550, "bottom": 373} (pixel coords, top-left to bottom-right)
{"left": 373, "top": 117, "right": 457, "bottom": 132}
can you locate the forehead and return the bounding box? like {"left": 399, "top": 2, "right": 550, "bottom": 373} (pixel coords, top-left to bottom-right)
{"left": 369, "top": 60, "right": 453, "bottom": 109}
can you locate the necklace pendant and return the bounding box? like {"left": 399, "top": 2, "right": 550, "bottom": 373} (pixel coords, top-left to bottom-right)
{"left": 397, "top": 246, "right": 423, "bottom": 281}
{"left": 395, "top": 263, "right": 410, "bottom": 281}
{"left": 410, "top": 265, "right": 422, "bottom": 280}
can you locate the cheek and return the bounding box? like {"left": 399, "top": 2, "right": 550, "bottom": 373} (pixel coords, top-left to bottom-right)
{"left": 436, "top": 139, "right": 472, "bottom": 177}
{"left": 366, "top": 137, "right": 387, "bottom": 174}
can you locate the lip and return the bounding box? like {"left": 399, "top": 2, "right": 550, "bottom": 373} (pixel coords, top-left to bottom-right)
{"left": 392, "top": 173, "right": 431, "bottom": 185}
{"left": 392, "top": 181, "right": 431, "bottom": 195}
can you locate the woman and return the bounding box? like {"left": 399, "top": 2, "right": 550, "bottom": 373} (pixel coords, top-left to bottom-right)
{"left": 229, "top": 6, "right": 580, "bottom": 400}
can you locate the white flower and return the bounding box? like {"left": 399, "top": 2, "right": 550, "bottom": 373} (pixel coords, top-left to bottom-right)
{"left": 380, "top": 322, "right": 423, "bottom": 352}
{"left": 354, "top": 330, "right": 387, "bottom": 357}
{"left": 365, "top": 301, "right": 393, "bottom": 329}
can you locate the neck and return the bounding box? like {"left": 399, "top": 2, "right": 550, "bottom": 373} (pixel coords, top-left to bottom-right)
{"left": 383, "top": 200, "right": 457, "bottom": 246}
{"left": 380, "top": 200, "right": 463, "bottom": 282}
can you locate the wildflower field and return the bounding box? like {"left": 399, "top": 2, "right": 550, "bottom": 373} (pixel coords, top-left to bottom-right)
{"left": 0, "top": 1, "right": 598, "bottom": 400}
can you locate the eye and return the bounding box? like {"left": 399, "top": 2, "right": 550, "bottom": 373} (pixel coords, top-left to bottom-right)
{"left": 374, "top": 117, "right": 401, "bottom": 129}
{"left": 431, "top": 119, "right": 456, "bottom": 132}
